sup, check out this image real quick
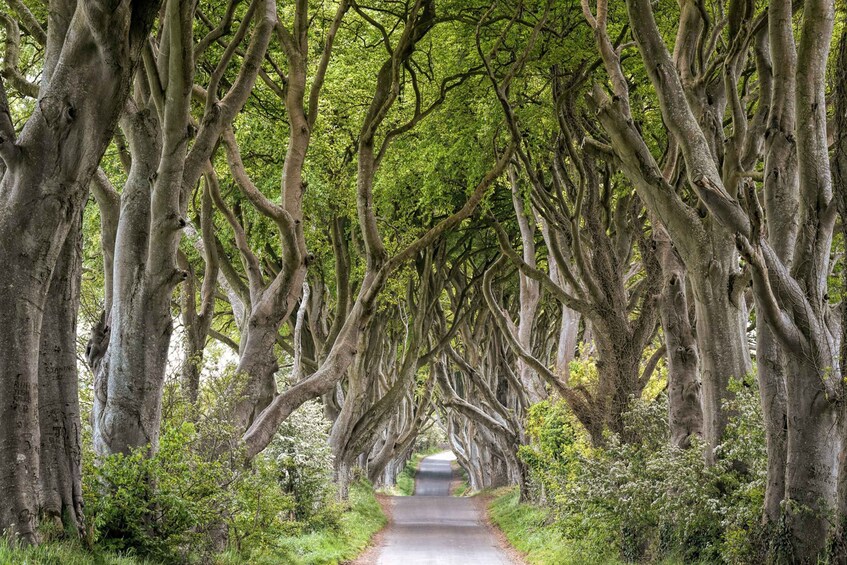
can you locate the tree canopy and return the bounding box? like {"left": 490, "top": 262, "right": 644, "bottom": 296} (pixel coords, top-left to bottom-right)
{"left": 1, "top": 0, "right": 847, "bottom": 562}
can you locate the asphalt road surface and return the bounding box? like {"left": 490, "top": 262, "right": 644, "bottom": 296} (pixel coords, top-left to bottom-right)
{"left": 375, "top": 452, "right": 514, "bottom": 565}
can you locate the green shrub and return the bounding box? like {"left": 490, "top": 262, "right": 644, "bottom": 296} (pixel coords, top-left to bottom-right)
{"left": 519, "top": 376, "right": 767, "bottom": 563}
{"left": 266, "top": 400, "right": 338, "bottom": 527}
{"left": 86, "top": 422, "right": 233, "bottom": 562}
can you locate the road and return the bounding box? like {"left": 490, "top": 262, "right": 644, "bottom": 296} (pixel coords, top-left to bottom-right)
{"left": 374, "top": 452, "right": 515, "bottom": 565}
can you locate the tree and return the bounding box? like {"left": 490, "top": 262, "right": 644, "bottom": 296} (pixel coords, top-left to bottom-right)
{"left": 587, "top": 0, "right": 844, "bottom": 556}
{"left": 0, "top": 0, "right": 160, "bottom": 541}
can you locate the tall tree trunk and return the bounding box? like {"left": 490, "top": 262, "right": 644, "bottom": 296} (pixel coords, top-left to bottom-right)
{"left": 510, "top": 166, "right": 545, "bottom": 403}
{"left": 37, "top": 211, "right": 84, "bottom": 536}
{"left": 0, "top": 0, "right": 160, "bottom": 540}
{"left": 755, "top": 0, "right": 796, "bottom": 522}
{"left": 93, "top": 108, "right": 168, "bottom": 456}
{"left": 687, "top": 233, "right": 751, "bottom": 462}
{"left": 655, "top": 224, "right": 703, "bottom": 448}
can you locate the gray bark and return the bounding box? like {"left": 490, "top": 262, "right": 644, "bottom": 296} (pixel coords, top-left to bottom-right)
{"left": 654, "top": 224, "right": 702, "bottom": 448}
{"left": 94, "top": 0, "right": 276, "bottom": 455}
{"left": 585, "top": 2, "right": 752, "bottom": 460}
{"left": 0, "top": 0, "right": 159, "bottom": 540}
{"left": 613, "top": 0, "right": 840, "bottom": 556}
{"left": 37, "top": 211, "right": 84, "bottom": 535}
{"left": 509, "top": 166, "right": 545, "bottom": 403}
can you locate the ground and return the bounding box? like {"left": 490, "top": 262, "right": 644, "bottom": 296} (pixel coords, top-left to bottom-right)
{"left": 356, "top": 452, "right": 520, "bottom": 564}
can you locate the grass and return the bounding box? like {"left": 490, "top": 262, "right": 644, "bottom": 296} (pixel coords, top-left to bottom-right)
{"left": 0, "top": 540, "right": 149, "bottom": 565}
{"left": 488, "top": 487, "right": 591, "bottom": 565}
{"left": 1, "top": 481, "right": 387, "bottom": 565}
{"left": 218, "top": 479, "right": 387, "bottom": 565}
{"left": 488, "top": 488, "right": 699, "bottom": 565}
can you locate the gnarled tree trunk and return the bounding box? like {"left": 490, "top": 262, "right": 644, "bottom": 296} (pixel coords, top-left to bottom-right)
{"left": 0, "top": 0, "right": 159, "bottom": 540}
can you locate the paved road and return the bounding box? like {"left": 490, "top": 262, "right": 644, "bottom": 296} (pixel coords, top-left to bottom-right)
{"left": 375, "top": 452, "right": 514, "bottom": 565}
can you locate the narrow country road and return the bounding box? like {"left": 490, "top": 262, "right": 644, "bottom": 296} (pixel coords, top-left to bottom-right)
{"left": 374, "top": 452, "right": 515, "bottom": 565}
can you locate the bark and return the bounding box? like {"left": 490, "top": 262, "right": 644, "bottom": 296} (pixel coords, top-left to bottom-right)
{"left": 585, "top": 4, "right": 752, "bottom": 460}
{"left": 755, "top": 0, "right": 796, "bottom": 524}
{"left": 835, "top": 27, "right": 847, "bottom": 558}
{"left": 221, "top": 0, "right": 348, "bottom": 431}
{"left": 615, "top": 0, "right": 840, "bottom": 556}
{"left": 687, "top": 245, "right": 751, "bottom": 460}
{"left": 178, "top": 178, "right": 218, "bottom": 403}
{"left": 509, "top": 166, "right": 545, "bottom": 403}
{"left": 94, "top": 0, "right": 276, "bottom": 456}
{"left": 654, "top": 224, "right": 702, "bottom": 448}
{"left": 37, "top": 211, "right": 84, "bottom": 536}
{"left": 94, "top": 103, "right": 171, "bottom": 455}
{"left": 0, "top": 0, "right": 160, "bottom": 541}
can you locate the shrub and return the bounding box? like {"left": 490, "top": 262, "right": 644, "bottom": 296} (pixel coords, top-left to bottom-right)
{"left": 265, "top": 400, "right": 339, "bottom": 528}
{"left": 86, "top": 422, "right": 232, "bottom": 563}
{"left": 520, "top": 376, "right": 767, "bottom": 563}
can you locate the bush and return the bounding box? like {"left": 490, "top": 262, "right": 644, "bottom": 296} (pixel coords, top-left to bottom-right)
{"left": 83, "top": 383, "right": 352, "bottom": 563}
{"left": 265, "top": 400, "right": 339, "bottom": 528}
{"left": 519, "top": 376, "right": 767, "bottom": 563}
{"left": 86, "top": 422, "right": 234, "bottom": 562}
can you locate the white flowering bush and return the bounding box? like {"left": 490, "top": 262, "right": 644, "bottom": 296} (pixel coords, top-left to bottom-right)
{"left": 265, "top": 399, "right": 340, "bottom": 527}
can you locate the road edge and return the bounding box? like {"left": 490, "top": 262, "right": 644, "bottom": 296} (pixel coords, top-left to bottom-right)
{"left": 473, "top": 493, "right": 531, "bottom": 565}
{"left": 346, "top": 493, "right": 394, "bottom": 565}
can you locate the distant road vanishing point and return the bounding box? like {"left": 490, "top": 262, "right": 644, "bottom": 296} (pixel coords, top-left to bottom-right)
{"left": 374, "top": 452, "right": 515, "bottom": 565}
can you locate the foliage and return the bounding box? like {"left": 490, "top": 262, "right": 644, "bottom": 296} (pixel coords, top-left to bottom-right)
{"left": 489, "top": 487, "right": 622, "bottom": 565}
{"left": 81, "top": 375, "right": 383, "bottom": 564}
{"left": 217, "top": 480, "right": 386, "bottom": 565}
{"left": 516, "top": 377, "right": 767, "bottom": 563}
{"left": 85, "top": 422, "right": 233, "bottom": 562}
{"left": 264, "top": 400, "right": 338, "bottom": 525}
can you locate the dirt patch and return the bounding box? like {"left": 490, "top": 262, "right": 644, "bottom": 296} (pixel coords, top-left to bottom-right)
{"left": 346, "top": 494, "right": 394, "bottom": 565}
{"left": 473, "top": 493, "right": 529, "bottom": 565}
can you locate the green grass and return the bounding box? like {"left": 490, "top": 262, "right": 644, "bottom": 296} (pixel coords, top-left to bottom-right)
{"left": 217, "top": 479, "right": 387, "bottom": 565}
{"left": 0, "top": 540, "right": 150, "bottom": 565}
{"left": 488, "top": 487, "right": 623, "bottom": 565}
{"left": 488, "top": 488, "right": 699, "bottom": 565}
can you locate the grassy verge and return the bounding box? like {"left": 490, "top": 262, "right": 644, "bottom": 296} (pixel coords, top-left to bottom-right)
{"left": 487, "top": 487, "right": 619, "bottom": 565}
{"left": 488, "top": 489, "right": 696, "bottom": 565}
{"left": 1, "top": 481, "right": 386, "bottom": 565}
{"left": 219, "top": 480, "right": 386, "bottom": 565}
{"left": 0, "top": 541, "right": 149, "bottom": 565}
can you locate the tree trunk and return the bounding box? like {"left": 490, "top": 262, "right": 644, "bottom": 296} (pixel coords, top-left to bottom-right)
{"left": 510, "top": 166, "right": 545, "bottom": 403}
{"left": 231, "top": 325, "right": 281, "bottom": 431}
{"left": 655, "top": 225, "right": 703, "bottom": 448}
{"left": 93, "top": 107, "right": 171, "bottom": 456}
{"left": 688, "top": 234, "right": 751, "bottom": 462}
{"left": 37, "top": 211, "right": 84, "bottom": 536}
{"left": 781, "top": 360, "right": 840, "bottom": 559}
{"left": 0, "top": 0, "right": 159, "bottom": 538}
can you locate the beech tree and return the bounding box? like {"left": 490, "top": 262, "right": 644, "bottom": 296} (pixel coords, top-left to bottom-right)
{"left": 584, "top": 0, "right": 845, "bottom": 556}
{"left": 88, "top": 0, "right": 276, "bottom": 457}
{"left": 0, "top": 0, "right": 160, "bottom": 541}
{"left": 5, "top": 0, "right": 847, "bottom": 560}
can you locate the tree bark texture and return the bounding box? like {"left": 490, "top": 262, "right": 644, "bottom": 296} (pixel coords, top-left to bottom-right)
{"left": 0, "top": 0, "right": 160, "bottom": 540}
